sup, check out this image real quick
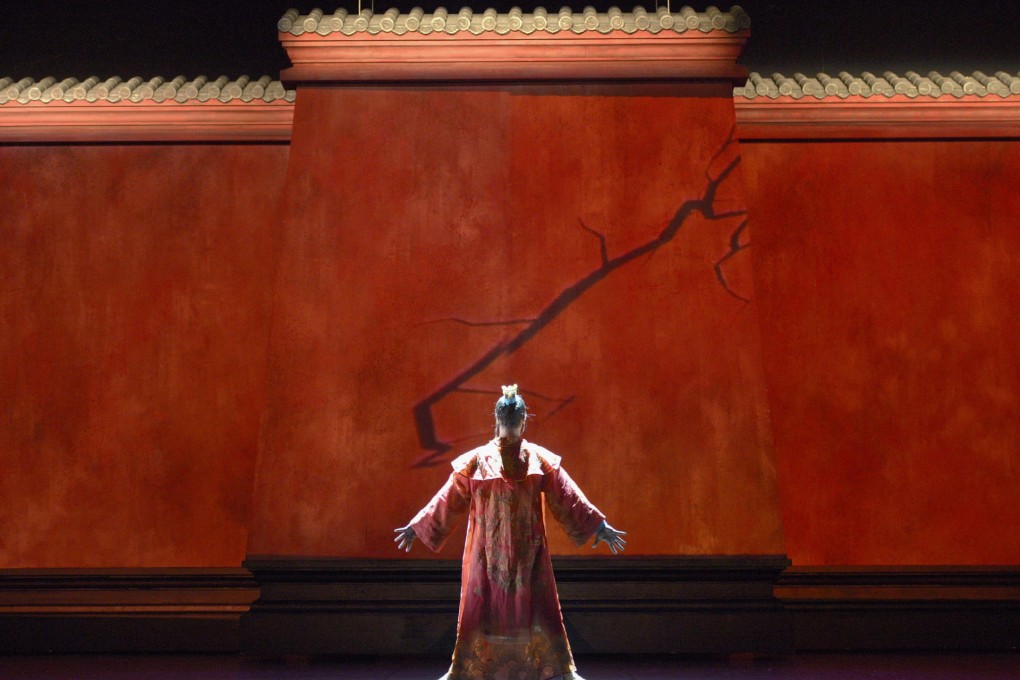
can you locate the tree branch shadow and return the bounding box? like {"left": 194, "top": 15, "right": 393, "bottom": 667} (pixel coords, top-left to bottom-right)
{"left": 412, "top": 128, "right": 749, "bottom": 467}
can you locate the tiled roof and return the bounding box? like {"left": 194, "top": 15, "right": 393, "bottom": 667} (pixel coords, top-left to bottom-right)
{"left": 736, "top": 71, "right": 1020, "bottom": 100}
{"left": 277, "top": 5, "right": 751, "bottom": 36}
{"left": 4, "top": 69, "right": 1017, "bottom": 141}
{"left": 0, "top": 76, "right": 296, "bottom": 105}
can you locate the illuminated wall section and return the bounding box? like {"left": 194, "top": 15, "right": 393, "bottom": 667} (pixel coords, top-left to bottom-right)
{"left": 246, "top": 6, "right": 786, "bottom": 560}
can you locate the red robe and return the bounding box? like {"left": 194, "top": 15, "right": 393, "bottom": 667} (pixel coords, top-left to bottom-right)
{"left": 410, "top": 439, "right": 605, "bottom": 680}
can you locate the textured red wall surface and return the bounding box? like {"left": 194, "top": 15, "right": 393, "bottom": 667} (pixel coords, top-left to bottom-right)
{"left": 0, "top": 145, "right": 288, "bottom": 567}
{"left": 247, "top": 84, "right": 785, "bottom": 559}
{"left": 743, "top": 140, "right": 1020, "bottom": 565}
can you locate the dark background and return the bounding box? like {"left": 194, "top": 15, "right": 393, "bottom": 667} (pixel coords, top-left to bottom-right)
{"left": 1, "top": 1, "right": 1016, "bottom": 80}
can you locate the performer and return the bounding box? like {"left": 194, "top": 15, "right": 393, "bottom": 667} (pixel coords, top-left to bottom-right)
{"left": 395, "top": 385, "right": 626, "bottom": 680}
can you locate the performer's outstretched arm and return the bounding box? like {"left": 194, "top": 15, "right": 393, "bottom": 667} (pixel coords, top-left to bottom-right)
{"left": 395, "top": 472, "right": 471, "bottom": 553}
{"left": 544, "top": 465, "right": 626, "bottom": 552}
{"left": 544, "top": 465, "right": 606, "bottom": 546}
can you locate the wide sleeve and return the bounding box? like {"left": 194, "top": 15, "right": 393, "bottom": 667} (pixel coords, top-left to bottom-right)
{"left": 408, "top": 471, "right": 472, "bottom": 553}
{"left": 543, "top": 464, "right": 606, "bottom": 547}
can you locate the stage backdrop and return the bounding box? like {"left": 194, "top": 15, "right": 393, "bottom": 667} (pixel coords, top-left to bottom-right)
{"left": 246, "top": 82, "right": 785, "bottom": 560}
{"left": 743, "top": 139, "right": 1020, "bottom": 565}
{"left": 0, "top": 144, "right": 287, "bottom": 567}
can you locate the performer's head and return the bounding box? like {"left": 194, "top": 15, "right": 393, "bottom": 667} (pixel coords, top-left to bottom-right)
{"left": 494, "top": 384, "right": 527, "bottom": 440}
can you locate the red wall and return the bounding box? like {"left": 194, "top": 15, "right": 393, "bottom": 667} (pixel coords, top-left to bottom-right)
{"left": 743, "top": 140, "right": 1020, "bottom": 565}
{"left": 246, "top": 84, "right": 785, "bottom": 560}
{"left": 4, "top": 116, "right": 1016, "bottom": 570}
{"left": 0, "top": 144, "right": 288, "bottom": 567}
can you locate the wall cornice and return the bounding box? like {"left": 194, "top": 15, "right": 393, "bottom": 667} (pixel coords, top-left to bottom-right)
{"left": 5, "top": 71, "right": 1020, "bottom": 143}
{"left": 0, "top": 100, "right": 294, "bottom": 143}
{"left": 0, "top": 76, "right": 295, "bottom": 143}
{"left": 277, "top": 6, "right": 750, "bottom": 85}
{"left": 281, "top": 32, "right": 749, "bottom": 84}
{"left": 735, "top": 70, "right": 1020, "bottom": 139}
{"left": 735, "top": 97, "right": 1020, "bottom": 140}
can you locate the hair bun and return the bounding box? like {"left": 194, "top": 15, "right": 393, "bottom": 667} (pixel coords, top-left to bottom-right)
{"left": 495, "top": 384, "right": 527, "bottom": 430}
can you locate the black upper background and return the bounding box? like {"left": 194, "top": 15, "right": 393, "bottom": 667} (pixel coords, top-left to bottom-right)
{"left": 1, "top": 1, "right": 1017, "bottom": 79}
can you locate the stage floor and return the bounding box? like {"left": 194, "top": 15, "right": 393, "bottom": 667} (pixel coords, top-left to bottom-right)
{"left": 0, "top": 654, "right": 1018, "bottom": 680}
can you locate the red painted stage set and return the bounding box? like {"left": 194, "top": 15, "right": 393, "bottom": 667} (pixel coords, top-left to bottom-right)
{"left": 247, "top": 83, "right": 784, "bottom": 561}
{"left": 1, "top": 144, "right": 288, "bottom": 567}
{"left": 744, "top": 140, "right": 1020, "bottom": 566}
{"left": 1, "top": 6, "right": 1018, "bottom": 656}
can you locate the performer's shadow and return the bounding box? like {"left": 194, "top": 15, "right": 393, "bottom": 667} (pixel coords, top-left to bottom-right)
{"left": 424, "top": 622, "right": 459, "bottom": 655}
{"left": 562, "top": 618, "right": 594, "bottom": 655}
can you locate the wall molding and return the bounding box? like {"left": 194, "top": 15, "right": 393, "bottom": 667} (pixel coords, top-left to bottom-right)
{"left": 280, "top": 32, "right": 749, "bottom": 85}
{"left": 778, "top": 567, "right": 1020, "bottom": 651}
{"left": 0, "top": 568, "right": 258, "bottom": 653}
{"left": 735, "top": 96, "right": 1020, "bottom": 140}
{"left": 277, "top": 5, "right": 751, "bottom": 86}
{"left": 241, "top": 555, "right": 793, "bottom": 656}
{"left": 5, "top": 91, "right": 1018, "bottom": 143}
{"left": 0, "top": 101, "right": 295, "bottom": 143}
{"left": 2, "top": 563, "right": 1017, "bottom": 654}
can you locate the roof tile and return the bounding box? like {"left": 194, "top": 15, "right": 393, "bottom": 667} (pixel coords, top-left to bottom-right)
{"left": 7, "top": 70, "right": 1018, "bottom": 107}
{"left": 277, "top": 4, "right": 751, "bottom": 36}
{"left": 735, "top": 71, "right": 1020, "bottom": 100}
{"left": 0, "top": 76, "right": 295, "bottom": 105}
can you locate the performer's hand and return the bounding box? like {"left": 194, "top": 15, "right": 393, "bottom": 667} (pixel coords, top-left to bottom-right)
{"left": 592, "top": 521, "right": 627, "bottom": 554}
{"left": 393, "top": 524, "right": 416, "bottom": 552}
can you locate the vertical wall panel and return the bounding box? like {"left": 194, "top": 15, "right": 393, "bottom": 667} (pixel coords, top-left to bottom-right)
{"left": 0, "top": 144, "right": 288, "bottom": 567}
{"left": 744, "top": 140, "right": 1020, "bottom": 565}
{"left": 247, "top": 84, "right": 784, "bottom": 559}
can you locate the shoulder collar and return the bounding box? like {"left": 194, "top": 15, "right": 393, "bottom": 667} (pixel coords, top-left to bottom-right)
{"left": 452, "top": 440, "right": 561, "bottom": 480}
